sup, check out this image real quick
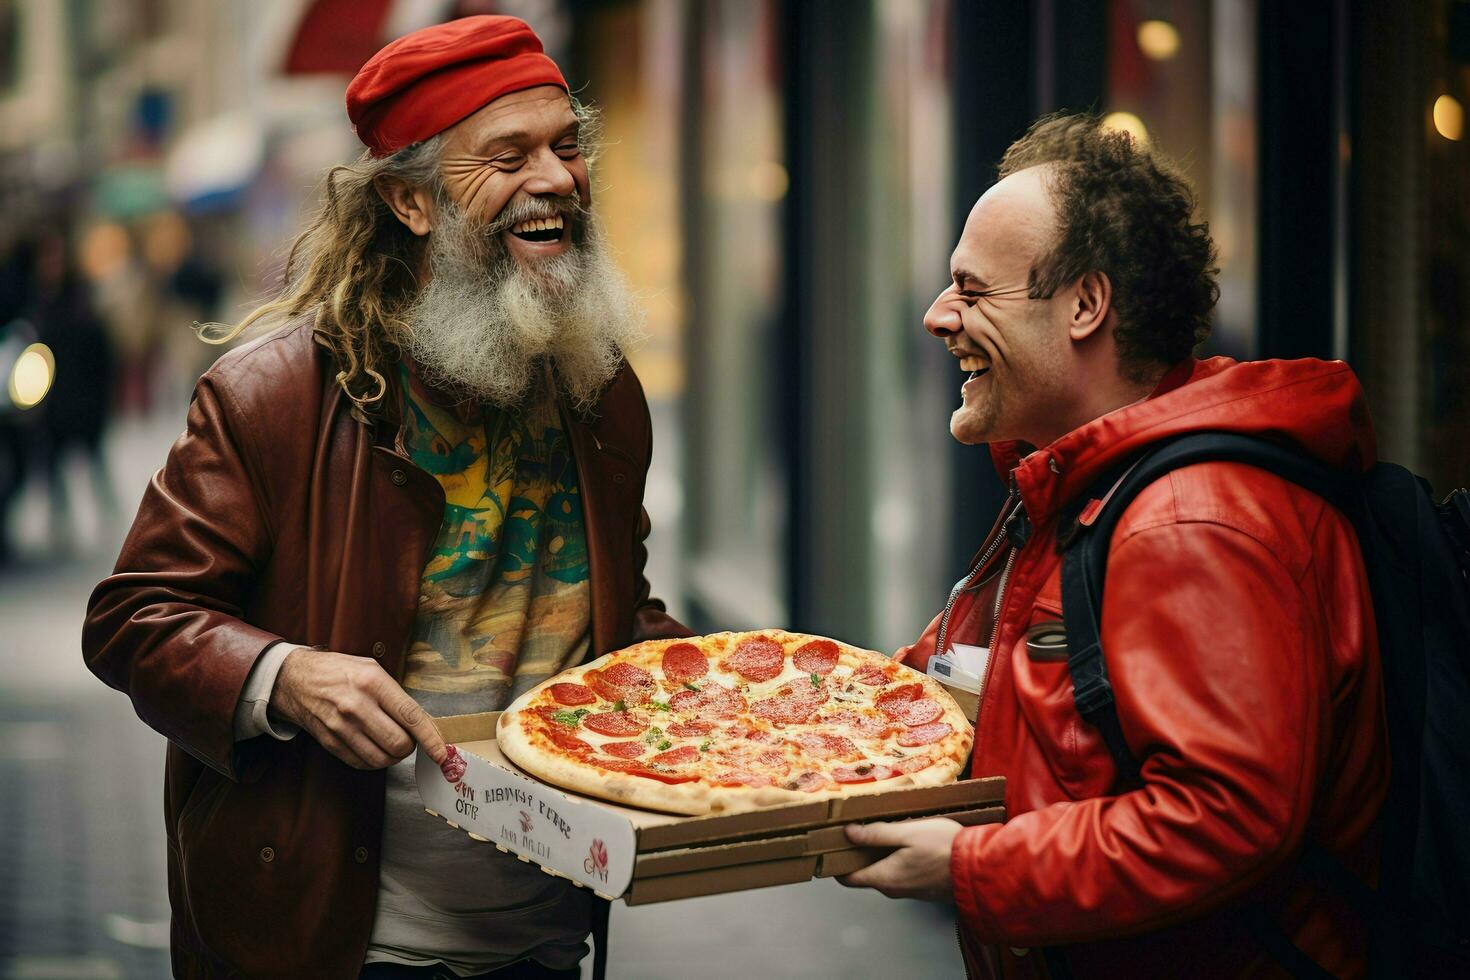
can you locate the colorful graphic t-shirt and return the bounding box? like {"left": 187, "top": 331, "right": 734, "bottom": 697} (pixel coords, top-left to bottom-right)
{"left": 364, "top": 364, "right": 595, "bottom": 974}
{"left": 398, "top": 363, "right": 592, "bottom": 714}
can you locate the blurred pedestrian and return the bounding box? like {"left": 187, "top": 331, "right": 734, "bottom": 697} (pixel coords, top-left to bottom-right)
{"left": 83, "top": 15, "right": 685, "bottom": 980}
{"left": 839, "top": 113, "right": 1389, "bottom": 979}
{"left": 30, "top": 228, "right": 118, "bottom": 552}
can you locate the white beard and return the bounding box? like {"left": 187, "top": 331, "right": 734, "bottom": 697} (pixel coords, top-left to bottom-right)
{"left": 402, "top": 197, "right": 645, "bottom": 412}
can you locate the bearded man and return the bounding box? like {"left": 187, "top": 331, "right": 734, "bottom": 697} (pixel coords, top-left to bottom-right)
{"left": 82, "top": 16, "right": 687, "bottom": 980}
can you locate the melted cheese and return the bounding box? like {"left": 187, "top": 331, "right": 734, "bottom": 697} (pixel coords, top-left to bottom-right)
{"left": 545, "top": 635, "right": 939, "bottom": 777}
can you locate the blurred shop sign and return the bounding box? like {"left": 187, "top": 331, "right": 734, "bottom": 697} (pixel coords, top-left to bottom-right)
{"left": 165, "top": 113, "right": 266, "bottom": 214}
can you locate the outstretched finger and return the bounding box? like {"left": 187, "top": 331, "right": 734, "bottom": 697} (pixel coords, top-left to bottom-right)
{"left": 383, "top": 688, "right": 446, "bottom": 764}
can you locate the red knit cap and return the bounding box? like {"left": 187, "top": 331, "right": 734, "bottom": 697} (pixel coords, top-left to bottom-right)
{"left": 346, "top": 15, "right": 568, "bottom": 157}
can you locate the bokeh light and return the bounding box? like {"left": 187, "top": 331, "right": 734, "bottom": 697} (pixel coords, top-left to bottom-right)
{"left": 1433, "top": 94, "right": 1463, "bottom": 141}
{"left": 9, "top": 343, "right": 55, "bottom": 409}
{"left": 78, "top": 221, "right": 132, "bottom": 282}
{"left": 1137, "top": 20, "right": 1181, "bottom": 61}
{"left": 748, "top": 161, "right": 790, "bottom": 201}
{"left": 1102, "top": 111, "right": 1150, "bottom": 146}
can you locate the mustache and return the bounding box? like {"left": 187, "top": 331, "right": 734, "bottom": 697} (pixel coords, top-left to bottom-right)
{"left": 483, "top": 194, "right": 590, "bottom": 237}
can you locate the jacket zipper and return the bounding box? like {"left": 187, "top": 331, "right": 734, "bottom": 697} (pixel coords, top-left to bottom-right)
{"left": 988, "top": 546, "right": 1018, "bottom": 651}
{"left": 952, "top": 490, "right": 1029, "bottom": 980}
{"left": 934, "top": 482, "right": 1022, "bottom": 663}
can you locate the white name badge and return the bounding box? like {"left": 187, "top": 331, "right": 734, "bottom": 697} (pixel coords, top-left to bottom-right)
{"left": 928, "top": 643, "right": 989, "bottom": 693}
{"left": 415, "top": 746, "right": 638, "bottom": 899}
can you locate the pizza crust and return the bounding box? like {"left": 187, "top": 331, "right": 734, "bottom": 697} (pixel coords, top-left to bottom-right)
{"left": 498, "top": 631, "right": 973, "bottom": 815}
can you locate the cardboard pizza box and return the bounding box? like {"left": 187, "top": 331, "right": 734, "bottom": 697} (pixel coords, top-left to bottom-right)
{"left": 415, "top": 711, "right": 1005, "bottom": 905}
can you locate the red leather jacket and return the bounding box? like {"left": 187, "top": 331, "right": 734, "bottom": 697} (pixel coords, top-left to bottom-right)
{"left": 899, "top": 357, "right": 1388, "bottom": 978}
{"left": 82, "top": 321, "right": 688, "bottom": 978}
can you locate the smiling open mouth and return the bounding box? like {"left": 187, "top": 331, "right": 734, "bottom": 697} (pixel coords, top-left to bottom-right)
{"left": 958, "top": 353, "right": 991, "bottom": 379}
{"left": 509, "top": 215, "right": 566, "bottom": 243}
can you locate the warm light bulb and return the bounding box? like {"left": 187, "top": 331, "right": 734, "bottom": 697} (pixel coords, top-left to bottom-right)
{"left": 9, "top": 343, "right": 54, "bottom": 409}
{"left": 1102, "top": 111, "right": 1150, "bottom": 146}
{"left": 1433, "top": 94, "right": 1464, "bottom": 142}
{"left": 1137, "top": 20, "right": 1181, "bottom": 61}
{"left": 749, "top": 161, "right": 789, "bottom": 201}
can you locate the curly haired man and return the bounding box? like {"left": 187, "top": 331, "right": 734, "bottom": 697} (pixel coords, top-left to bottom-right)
{"left": 82, "top": 17, "right": 687, "bottom": 979}
{"left": 840, "top": 114, "right": 1387, "bottom": 979}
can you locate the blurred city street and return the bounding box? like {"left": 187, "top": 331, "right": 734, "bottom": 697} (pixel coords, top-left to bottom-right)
{"left": 1, "top": 0, "right": 1464, "bottom": 976}
{"left": 0, "top": 404, "right": 964, "bottom": 979}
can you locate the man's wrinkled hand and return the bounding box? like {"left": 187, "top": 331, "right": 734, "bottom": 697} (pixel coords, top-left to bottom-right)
{"left": 271, "top": 647, "right": 447, "bottom": 770}
{"left": 836, "top": 817, "right": 963, "bottom": 902}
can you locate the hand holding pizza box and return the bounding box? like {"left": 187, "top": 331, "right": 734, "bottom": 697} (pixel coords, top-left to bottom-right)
{"left": 415, "top": 631, "right": 1004, "bottom": 905}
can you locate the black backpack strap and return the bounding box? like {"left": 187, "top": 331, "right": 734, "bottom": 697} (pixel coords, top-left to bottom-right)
{"left": 1058, "top": 432, "right": 1356, "bottom": 979}
{"left": 1060, "top": 537, "right": 1141, "bottom": 787}
{"left": 1061, "top": 432, "right": 1353, "bottom": 784}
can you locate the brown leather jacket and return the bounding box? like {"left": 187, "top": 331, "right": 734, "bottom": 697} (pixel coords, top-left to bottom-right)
{"left": 82, "top": 320, "right": 689, "bottom": 978}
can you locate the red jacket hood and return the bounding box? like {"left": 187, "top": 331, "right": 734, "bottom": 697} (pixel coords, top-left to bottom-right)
{"left": 989, "top": 357, "right": 1378, "bottom": 524}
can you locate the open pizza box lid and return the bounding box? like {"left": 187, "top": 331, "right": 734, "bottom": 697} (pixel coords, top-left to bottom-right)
{"left": 416, "top": 711, "right": 1005, "bottom": 905}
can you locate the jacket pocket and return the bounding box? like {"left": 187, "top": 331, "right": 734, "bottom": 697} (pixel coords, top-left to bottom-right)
{"left": 1012, "top": 596, "right": 1110, "bottom": 796}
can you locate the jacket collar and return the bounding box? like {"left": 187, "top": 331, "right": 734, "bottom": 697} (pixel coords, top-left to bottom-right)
{"left": 988, "top": 356, "right": 1376, "bottom": 525}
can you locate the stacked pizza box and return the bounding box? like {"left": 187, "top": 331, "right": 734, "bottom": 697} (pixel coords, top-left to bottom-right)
{"left": 417, "top": 710, "right": 1005, "bottom": 904}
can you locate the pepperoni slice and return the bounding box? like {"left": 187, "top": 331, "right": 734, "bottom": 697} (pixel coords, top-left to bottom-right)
{"left": 876, "top": 682, "right": 926, "bottom": 717}
{"left": 707, "top": 684, "right": 750, "bottom": 718}
{"left": 752, "top": 696, "right": 816, "bottom": 725}
{"left": 661, "top": 643, "right": 709, "bottom": 685}
{"left": 894, "top": 754, "right": 934, "bottom": 773}
{"left": 897, "top": 722, "right": 953, "bottom": 747}
{"left": 831, "top": 762, "right": 897, "bottom": 783}
{"left": 823, "top": 711, "right": 894, "bottom": 739}
{"left": 546, "top": 729, "right": 594, "bottom": 754}
{"left": 601, "top": 741, "right": 647, "bottom": 759}
{"left": 792, "top": 639, "right": 839, "bottom": 676}
{"left": 672, "top": 682, "right": 747, "bottom": 719}
{"left": 723, "top": 723, "right": 773, "bottom": 743}
{"left": 594, "top": 756, "right": 700, "bottom": 783}
{"left": 667, "top": 719, "right": 714, "bottom": 738}
{"left": 595, "top": 757, "right": 651, "bottom": 773}
{"left": 751, "top": 680, "right": 829, "bottom": 724}
{"left": 549, "top": 683, "right": 597, "bottom": 706}
{"left": 758, "top": 749, "right": 787, "bottom": 769}
{"left": 713, "top": 771, "right": 773, "bottom": 788}
{"left": 795, "top": 732, "right": 858, "bottom": 759}
{"left": 586, "top": 663, "right": 656, "bottom": 705}
{"left": 583, "top": 711, "right": 649, "bottom": 737}
{"left": 852, "top": 663, "right": 891, "bottom": 685}
{"left": 651, "top": 745, "right": 700, "bottom": 766}
{"left": 669, "top": 689, "right": 701, "bottom": 712}
{"left": 721, "top": 637, "right": 785, "bottom": 682}
{"left": 785, "top": 771, "right": 832, "bottom": 793}
{"left": 888, "top": 698, "right": 943, "bottom": 726}
{"left": 632, "top": 768, "right": 702, "bottom": 784}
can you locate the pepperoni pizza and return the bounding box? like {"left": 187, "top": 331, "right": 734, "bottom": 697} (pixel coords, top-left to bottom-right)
{"left": 496, "top": 631, "right": 974, "bottom": 815}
